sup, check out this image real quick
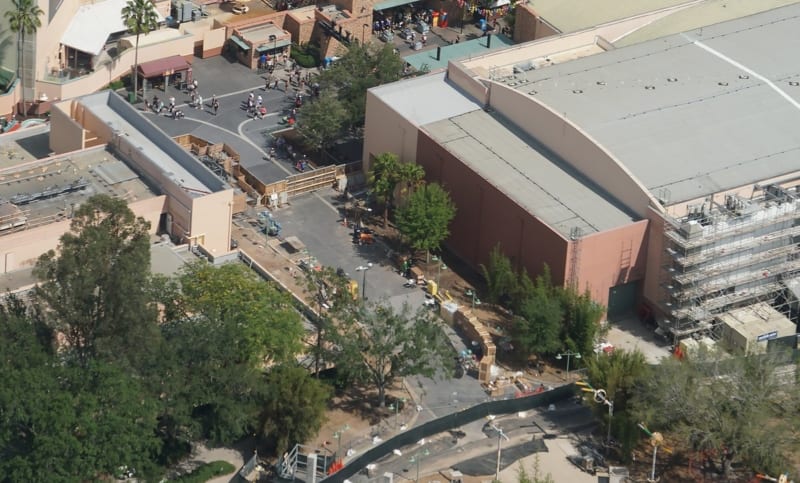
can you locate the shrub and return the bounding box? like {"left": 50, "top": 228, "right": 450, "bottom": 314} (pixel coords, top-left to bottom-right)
{"left": 291, "top": 42, "right": 319, "bottom": 68}
{"left": 171, "top": 461, "right": 236, "bottom": 482}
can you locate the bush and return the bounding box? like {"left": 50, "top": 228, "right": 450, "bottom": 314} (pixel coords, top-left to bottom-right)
{"left": 171, "top": 461, "right": 236, "bottom": 482}
{"left": 290, "top": 42, "right": 320, "bottom": 68}
{"left": 108, "top": 80, "right": 125, "bottom": 90}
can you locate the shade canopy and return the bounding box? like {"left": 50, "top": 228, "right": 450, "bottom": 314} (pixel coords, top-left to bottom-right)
{"left": 137, "top": 55, "right": 191, "bottom": 78}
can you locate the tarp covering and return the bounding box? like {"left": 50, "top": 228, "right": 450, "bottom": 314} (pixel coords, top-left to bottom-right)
{"left": 137, "top": 55, "right": 191, "bottom": 78}
{"left": 61, "top": 0, "right": 165, "bottom": 56}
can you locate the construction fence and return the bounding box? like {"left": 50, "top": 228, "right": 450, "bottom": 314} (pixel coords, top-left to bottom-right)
{"left": 320, "top": 384, "right": 576, "bottom": 483}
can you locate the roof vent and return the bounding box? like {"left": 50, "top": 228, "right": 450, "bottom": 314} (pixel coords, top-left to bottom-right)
{"left": 667, "top": 77, "right": 678, "bottom": 83}
{"left": 572, "top": 89, "right": 583, "bottom": 94}
{"left": 739, "top": 74, "right": 749, "bottom": 80}
{"left": 528, "top": 90, "right": 537, "bottom": 95}
{"left": 790, "top": 81, "right": 800, "bottom": 87}
{"left": 718, "top": 81, "right": 729, "bottom": 86}
{"left": 596, "top": 81, "right": 606, "bottom": 86}
{"left": 645, "top": 85, "right": 656, "bottom": 90}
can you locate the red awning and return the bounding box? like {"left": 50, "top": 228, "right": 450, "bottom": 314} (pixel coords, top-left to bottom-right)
{"left": 137, "top": 55, "right": 192, "bottom": 79}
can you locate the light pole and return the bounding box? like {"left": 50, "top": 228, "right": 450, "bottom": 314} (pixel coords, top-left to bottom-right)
{"left": 489, "top": 423, "right": 509, "bottom": 481}
{"left": 555, "top": 350, "right": 581, "bottom": 380}
{"left": 388, "top": 397, "right": 406, "bottom": 428}
{"left": 638, "top": 423, "right": 671, "bottom": 482}
{"left": 333, "top": 424, "right": 349, "bottom": 457}
{"left": 356, "top": 263, "right": 372, "bottom": 299}
{"left": 432, "top": 255, "right": 447, "bottom": 286}
{"left": 576, "top": 381, "right": 615, "bottom": 454}
{"left": 269, "top": 34, "right": 277, "bottom": 55}
{"left": 464, "top": 288, "right": 480, "bottom": 309}
{"left": 409, "top": 448, "right": 430, "bottom": 482}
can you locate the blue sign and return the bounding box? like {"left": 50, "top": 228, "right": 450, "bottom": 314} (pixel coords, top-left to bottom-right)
{"left": 756, "top": 331, "right": 778, "bottom": 342}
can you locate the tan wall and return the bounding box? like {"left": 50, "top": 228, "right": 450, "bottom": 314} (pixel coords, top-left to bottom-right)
{"left": 0, "top": 195, "right": 165, "bottom": 274}
{"left": 573, "top": 220, "right": 648, "bottom": 306}
{"left": 35, "top": 0, "right": 80, "bottom": 83}
{"left": 362, "top": 91, "right": 419, "bottom": 171}
{"left": 513, "top": 5, "right": 560, "bottom": 43}
{"left": 642, "top": 206, "right": 666, "bottom": 312}
{"left": 0, "top": 86, "right": 21, "bottom": 119}
{"left": 488, "top": 83, "right": 660, "bottom": 218}
{"left": 202, "top": 27, "right": 227, "bottom": 58}
{"left": 446, "top": 61, "right": 488, "bottom": 104}
{"left": 49, "top": 101, "right": 85, "bottom": 153}
{"left": 190, "top": 189, "right": 234, "bottom": 255}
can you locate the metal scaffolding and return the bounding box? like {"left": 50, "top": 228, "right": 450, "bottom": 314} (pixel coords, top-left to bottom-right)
{"left": 659, "top": 184, "right": 800, "bottom": 340}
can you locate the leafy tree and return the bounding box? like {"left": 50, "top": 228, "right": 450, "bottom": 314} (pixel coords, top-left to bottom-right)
{"left": 5, "top": 0, "right": 43, "bottom": 107}
{"left": 368, "top": 152, "right": 401, "bottom": 227}
{"left": 396, "top": 160, "right": 426, "bottom": 202}
{"left": 316, "top": 42, "right": 403, "bottom": 130}
{"left": 33, "top": 194, "right": 159, "bottom": 368}
{"left": 396, "top": 183, "right": 456, "bottom": 262}
{"left": 327, "top": 300, "right": 453, "bottom": 407}
{"left": 296, "top": 90, "right": 348, "bottom": 152}
{"left": 511, "top": 270, "right": 562, "bottom": 357}
{"left": 583, "top": 349, "right": 649, "bottom": 458}
{"left": 481, "top": 244, "right": 517, "bottom": 305}
{"left": 632, "top": 350, "right": 800, "bottom": 477}
{"left": 260, "top": 364, "right": 330, "bottom": 455}
{"left": 178, "top": 262, "right": 305, "bottom": 365}
{"left": 560, "top": 289, "right": 604, "bottom": 356}
{"left": 121, "top": 0, "right": 159, "bottom": 102}
{"left": 516, "top": 457, "right": 554, "bottom": 483}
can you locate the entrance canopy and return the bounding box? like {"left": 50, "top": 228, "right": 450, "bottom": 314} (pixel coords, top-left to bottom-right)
{"left": 373, "top": 0, "right": 416, "bottom": 11}
{"left": 61, "top": 0, "right": 165, "bottom": 56}
{"left": 137, "top": 55, "right": 191, "bottom": 79}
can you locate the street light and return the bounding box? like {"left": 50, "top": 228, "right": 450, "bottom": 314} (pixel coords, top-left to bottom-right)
{"left": 464, "top": 288, "right": 481, "bottom": 309}
{"left": 388, "top": 397, "right": 406, "bottom": 428}
{"left": 409, "top": 448, "right": 430, "bottom": 482}
{"left": 356, "top": 263, "right": 372, "bottom": 300}
{"left": 489, "top": 423, "right": 509, "bottom": 481}
{"left": 555, "top": 350, "right": 581, "bottom": 380}
{"left": 269, "top": 34, "right": 277, "bottom": 55}
{"left": 333, "top": 425, "right": 349, "bottom": 457}
{"left": 432, "top": 255, "right": 447, "bottom": 286}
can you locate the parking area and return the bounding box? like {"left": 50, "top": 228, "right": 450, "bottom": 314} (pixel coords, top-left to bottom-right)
{"left": 605, "top": 315, "right": 673, "bottom": 364}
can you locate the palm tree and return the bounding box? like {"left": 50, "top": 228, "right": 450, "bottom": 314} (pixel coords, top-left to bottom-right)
{"left": 5, "top": 0, "right": 43, "bottom": 111}
{"left": 121, "top": 0, "right": 159, "bottom": 102}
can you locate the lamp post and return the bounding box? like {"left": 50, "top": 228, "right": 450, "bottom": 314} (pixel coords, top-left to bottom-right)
{"left": 362, "top": 23, "right": 369, "bottom": 43}
{"left": 409, "top": 448, "right": 430, "bottom": 482}
{"left": 388, "top": 397, "right": 406, "bottom": 428}
{"left": 576, "top": 381, "right": 615, "bottom": 455}
{"left": 555, "top": 350, "right": 581, "bottom": 380}
{"left": 269, "top": 34, "right": 277, "bottom": 54}
{"left": 333, "top": 425, "right": 349, "bottom": 457}
{"left": 356, "top": 263, "right": 372, "bottom": 299}
{"left": 432, "top": 255, "right": 447, "bottom": 286}
{"left": 489, "top": 423, "right": 509, "bottom": 481}
{"left": 465, "top": 288, "right": 480, "bottom": 309}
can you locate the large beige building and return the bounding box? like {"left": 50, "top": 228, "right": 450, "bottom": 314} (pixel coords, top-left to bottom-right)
{"left": 0, "top": 89, "right": 236, "bottom": 279}
{"left": 363, "top": 4, "right": 800, "bottom": 339}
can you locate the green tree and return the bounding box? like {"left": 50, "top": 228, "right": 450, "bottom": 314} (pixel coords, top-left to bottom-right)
{"left": 296, "top": 90, "right": 348, "bottom": 152}
{"left": 396, "top": 183, "right": 456, "bottom": 262}
{"left": 178, "top": 262, "right": 305, "bottom": 365}
{"left": 632, "top": 350, "right": 800, "bottom": 477}
{"left": 481, "top": 244, "right": 517, "bottom": 305}
{"left": 396, "top": 159, "right": 426, "bottom": 202}
{"left": 5, "top": 0, "right": 43, "bottom": 107}
{"left": 260, "top": 364, "right": 330, "bottom": 455}
{"left": 121, "top": 0, "right": 159, "bottom": 102}
{"left": 368, "top": 151, "right": 401, "bottom": 227}
{"left": 512, "top": 270, "right": 562, "bottom": 357}
{"left": 316, "top": 42, "right": 403, "bottom": 130}
{"left": 584, "top": 349, "right": 649, "bottom": 458}
{"left": 33, "top": 194, "right": 159, "bottom": 368}
{"left": 516, "top": 457, "right": 555, "bottom": 483}
{"left": 560, "top": 289, "right": 604, "bottom": 356}
{"left": 327, "top": 300, "right": 453, "bottom": 407}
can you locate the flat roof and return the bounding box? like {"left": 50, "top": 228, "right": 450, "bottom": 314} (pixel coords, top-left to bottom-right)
{"left": 0, "top": 147, "right": 155, "bottom": 233}
{"left": 527, "top": 0, "right": 691, "bottom": 34}
{"left": 716, "top": 302, "right": 796, "bottom": 340}
{"left": 239, "top": 22, "right": 287, "bottom": 43}
{"left": 614, "top": 0, "right": 800, "bottom": 47}
{"left": 516, "top": 4, "right": 800, "bottom": 203}
{"left": 404, "top": 34, "right": 514, "bottom": 71}
{"left": 80, "top": 91, "right": 225, "bottom": 196}
{"left": 370, "top": 72, "right": 482, "bottom": 127}
{"left": 422, "top": 110, "right": 638, "bottom": 236}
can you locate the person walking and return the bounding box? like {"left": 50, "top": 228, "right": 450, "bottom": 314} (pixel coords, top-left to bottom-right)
{"left": 212, "top": 99, "right": 219, "bottom": 115}
{"left": 196, "top": 94, "right": 203, "bottom": 110}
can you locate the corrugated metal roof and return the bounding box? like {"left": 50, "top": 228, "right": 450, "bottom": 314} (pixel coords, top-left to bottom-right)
{"left": 423, "top": 110, "right": 637, "bottom": 236}
{"left": 517, "top": 3, "right": 800, "bottom": 204}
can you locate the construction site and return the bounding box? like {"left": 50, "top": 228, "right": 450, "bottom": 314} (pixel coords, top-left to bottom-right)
{"left": 659, "top": 181, "right": 800, "bottom": 349}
